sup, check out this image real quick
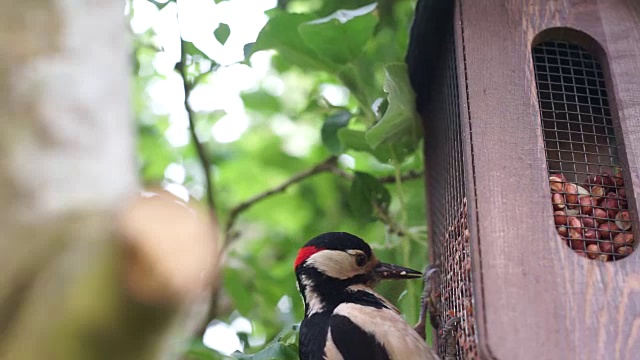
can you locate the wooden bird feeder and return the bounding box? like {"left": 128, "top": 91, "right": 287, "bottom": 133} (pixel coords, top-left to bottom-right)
{"left": 408, "top": 1, "right": 640, "bottom": 359}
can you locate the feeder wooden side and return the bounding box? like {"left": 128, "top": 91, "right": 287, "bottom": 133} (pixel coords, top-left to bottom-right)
{"left": 457, "top": 1, "right": 640, "bottom": 359}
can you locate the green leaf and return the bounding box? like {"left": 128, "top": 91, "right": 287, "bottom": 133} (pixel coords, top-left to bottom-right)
{"left": 148, "top": 0, "right": 172, "bottom": 10}
{"left": 337, "top": 63, "right": 378, "bottom": 123}
{"left": 233, "top": 343, "right": 297, "bottom": 360}
{"left": 298, "top": 3, "right": 378, "bottom": 65}
{"left": 365, "top": 63, "right": 421, "bottom": 154}
{"left": 269, "top": 53, "right": 292, "bottom": 73}
{"left": 183, "top": 41, "right": 211, "bottom": 61}
{"left": 214, "top": 23, "right": 231, "bottom": 45}
{"left": 253, "top": 11, "right": 335, "bottom": 71}
{"left": 184, "top": 340, "right": 223, "bottom": 360}
{"left": 224, "top": 269, "right": 253, "bottom": 315}
{"left": 233, "top": 326, "right": 299, "bottom": 360}
{"left": 137, "top": 119, "right": 178, "bottom": 181}
{"left": 241, "top": 90, "right": 282, "bottom": 114}
{"left": 337, "top": 128, "right": 370, "bottom": 152}
{"left": 348, "top": 172, "right": 391, "bottom": 221}
{"left": 337, "top": 128, "right": 392, "bottom": 163}
{"left": 243, "top": 42, "right": 255, "bottom": 62}
{"left": 321, "top": 110, "right": 351, "bottom": 154}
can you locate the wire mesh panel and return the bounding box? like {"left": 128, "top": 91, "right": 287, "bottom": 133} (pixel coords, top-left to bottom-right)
{"left": 533, "top": 41, "right": 636, "bottom": 261}
{"left": 424, "top": 24, "right": 477, "bottom": 359}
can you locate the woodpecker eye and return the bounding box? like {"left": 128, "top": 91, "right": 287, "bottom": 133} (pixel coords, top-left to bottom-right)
{"left": 354, "top": 253, "right": 367, "bottom": 267}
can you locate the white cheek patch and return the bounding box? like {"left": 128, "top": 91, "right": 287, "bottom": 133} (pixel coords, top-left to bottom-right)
{"left": 306, "top": 250, "right": 363, "bottom": 280}
{"left": 300, "top": 275, "right": 325, "bottom": 315}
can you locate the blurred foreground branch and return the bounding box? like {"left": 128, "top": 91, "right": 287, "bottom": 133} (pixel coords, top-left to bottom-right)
{"left": 0, "top": 1, "right": 220, "bottom": 359}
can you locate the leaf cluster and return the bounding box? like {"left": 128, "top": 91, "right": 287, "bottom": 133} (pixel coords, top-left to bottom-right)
{"left": 131, "top": 0, "right": 430, "bottom": 359}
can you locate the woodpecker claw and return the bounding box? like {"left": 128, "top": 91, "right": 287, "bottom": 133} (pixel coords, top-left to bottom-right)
{"left": 442, "top": 317, "right": 460, "bottom": 360}
{"left": 414, "top": 264, "right": 442, "bottom": 339}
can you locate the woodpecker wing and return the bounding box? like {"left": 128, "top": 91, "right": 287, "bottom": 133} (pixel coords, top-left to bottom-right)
{"left": 300, "top": 312, "right": 332, "bottom": 360}
{"left": 325, "top": 314, "right": 391, "bottom": 360}
{"left": 324, "top": 288, "right": 437, "bottom": 360}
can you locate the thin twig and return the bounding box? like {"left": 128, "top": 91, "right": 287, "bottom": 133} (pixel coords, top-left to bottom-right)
{"left": 373, "top": 202, "right": 407, "bottom": 237}
{"left": 327, "top": 166, "right": 353, "bottom": 180}
{"left": 223, "top": 160, "right": 423, "bottom": 246}
{"left": 329, "top": 167, "right": 423, "bottom": 184}
{"left": 379, "top": 169, "right": 423, "bottom": 183}
{"left": 177, "top": 10, "right": 223, "bottom": 335}
{"left": 223, "top": 156, "right": 338, "bottom": 246}
{"left": 178, "top": 39, "right": 219, "bottom": 228}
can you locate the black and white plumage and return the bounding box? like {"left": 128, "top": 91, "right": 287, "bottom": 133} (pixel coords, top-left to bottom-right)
{"left": 294, "top": 232, "right": 440, "bottom": 360}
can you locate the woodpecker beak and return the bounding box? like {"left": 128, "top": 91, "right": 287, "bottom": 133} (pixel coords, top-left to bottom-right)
{"left": 373, "top": 262, "right": 422, "bottom": 280}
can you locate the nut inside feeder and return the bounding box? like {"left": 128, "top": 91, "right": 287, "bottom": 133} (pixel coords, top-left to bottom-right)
{"left": 420, "top": 21, "right": 478, "bottom": 359}
{"left": 532, "top": 40, "right": 636, "bottom": 261}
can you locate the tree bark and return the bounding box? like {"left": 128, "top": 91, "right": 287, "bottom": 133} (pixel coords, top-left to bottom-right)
{"left": 0, "top": 1, "right": 219, "bottom": 359}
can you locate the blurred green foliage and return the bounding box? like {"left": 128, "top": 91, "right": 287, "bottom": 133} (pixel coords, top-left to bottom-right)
{"left": 131, "top": 0, "right": 428, "bottom": 359}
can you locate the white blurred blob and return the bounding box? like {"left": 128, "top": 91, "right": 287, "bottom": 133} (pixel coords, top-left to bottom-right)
{"left": 282, "top": 125, "right": 318, "bottom": 158}
{"left": 262, "top": 75, "right": 285, "bottom": 97}
{"left": 169, "top": 107, "right": 190, "bottom": 127}
{"left": 153, "top": 3, "right": 181, "bottom": 63}
{"left": 231, "top": 316, "right": 253, "bottom": 334}
{"left": 372, "top": 97, "right": 385, "bottom": 115}
{"left": 319, "top": 84, "right": 350, "bottom": 107}
{"left": 163, "top": 108, "right": 191, "bottom": 147}
{"left": 131, "top": 0, "right": 319, "bottom": 198}
{"left": 140, "top": 190, "right": 159, "bottom": 198}
{"left": 203, "top": 320, "right": 243, "bottom": 356}
{"left": 163, "top": 183, "right": 190, "bottom": 202}
{"left": 190, "top": 64, "right": 257, "bottom": 113}
{"left": 131, "top": 0, "right": 282, "bottom": 148}
{"left": 129, "top": 0, "right": 159, "bottom": 33}
{"left": 216, "top": 64, "right": 259, "bottom": 92}
{"left": 164, "top": 124, "right": 190, "bottom": 147}
{"left": 269, "top": 115, "right": 296, "bottom": 137}
{"left": 176, "top": 0, "right": 218, "bottom": 40}
{"left": 164, "top": 163, "right": 186, "bottom": 184}
{"left": 277, "top": 295, "right": 293, "bottom": 314}
{"left": 338, "top": 154, "right": 356, "bottom": 169}
{"left": 159, "top": 0, "right": 278, "bottom": 66}
{"left": 188, "top": 184, "right": 205, "bottom": 200}
{"left": 189, "top": 83, "right": 240, "bottom": 113}
{"left": 153, "top": 51, "right": 181, "bottom": 75}
{"left": 212, "top": 113, "right": 250, "bottom": 143}
{"left": 269, "top": 115, "right": 319, "bottom": 157}
{"left": 248, "top": 332, "right": 267, "bottom": 348}
{"left": 251, "top": 51, "right": 275, "bottom": 78}
{"left": 146, "top": 73, "right": 186, "bottom": 115}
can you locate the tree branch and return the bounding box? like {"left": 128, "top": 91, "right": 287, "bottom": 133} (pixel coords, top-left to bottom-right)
{"left": 328, "top": 167, "right": 423, "bottom": 184}
{"left": 379, "top": 169, "right": 423, "bottom": 183}
{"left": 223, "top": 159, "right": 424, "bottom": 246}
{"left": 178, "top": 39, "right": 219, "bottom": 228}
{"left": 223, "top": 156, "right": 338, "bottom": 246}
{"left": 373, "top": 202, "right": 407, "bottom": 237}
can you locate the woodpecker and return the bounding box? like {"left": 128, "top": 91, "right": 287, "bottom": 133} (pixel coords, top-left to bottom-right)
{"left": 295, "top": 232, "right": 446, "bottom": 360}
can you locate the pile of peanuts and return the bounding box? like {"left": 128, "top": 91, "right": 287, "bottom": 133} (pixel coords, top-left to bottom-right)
{"left": 550, "top": 169, "right": 634, "bottom": 260}
{"left": 441, "top": 198, "right": 478, "bottom": 359}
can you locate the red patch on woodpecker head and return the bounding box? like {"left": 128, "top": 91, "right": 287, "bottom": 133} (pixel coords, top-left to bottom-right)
{"left": 294, "top": 246, "right": 322, "bottom": 269}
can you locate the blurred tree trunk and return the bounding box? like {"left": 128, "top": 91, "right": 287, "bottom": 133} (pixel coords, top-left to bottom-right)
{"left": 0, "top": 1, "right": 218, "bottom": 359}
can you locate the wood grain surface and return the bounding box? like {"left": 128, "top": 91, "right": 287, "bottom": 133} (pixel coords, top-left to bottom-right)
{"left": 455, "top": 1, "right": 640, "bottom": 359}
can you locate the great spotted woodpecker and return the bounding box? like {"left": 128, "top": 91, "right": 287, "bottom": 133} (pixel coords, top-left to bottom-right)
{"left": 294, "top": 232, "right": 454, "bottom": 360}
